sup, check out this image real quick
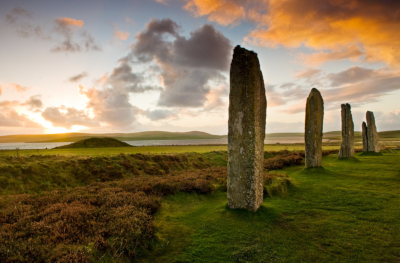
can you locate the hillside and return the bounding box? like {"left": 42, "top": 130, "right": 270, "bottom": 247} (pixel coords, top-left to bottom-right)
{"left": 54, "top": 137, "right": 133, "bottom": 149}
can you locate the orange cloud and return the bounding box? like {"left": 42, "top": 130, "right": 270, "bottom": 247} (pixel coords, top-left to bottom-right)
{"left": 182, "top": 0, "right": 400, "bottom": 66}
{"left": 298, "top": 45, "right": 364, "bottom": 66}
{"left": 115, "top": 30, "right": 130, "bottom": 40}
{"left": 9, "top": 83, "right": 28, "bottom": 93}
{"left": 0, "top": 86, "right": 2, "bottom": 95}
{"left": 56, "top": 17, "right": 83, "bottom": 27}
{"left": 246, "top": 0, "right": 400, "bottom": 66}
{"left": 183, "top": 0, "right": 247, "bottom": 26}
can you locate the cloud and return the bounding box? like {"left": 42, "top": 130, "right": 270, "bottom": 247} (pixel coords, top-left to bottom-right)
{"left": 79, "top": 85, "right": 142, "bottom": 127}
{"left": 52, "top": 17, "right": 101, "bottom": 52}
{"left": 245, "top": 0, "right": 400, "bottom": 66}
{"left": 68, "top": 72, "right": 88, "bottom": 82}
{"left": 21, "top": 95, "right": 43, "bottom": 110}
{"left": 327, "top": 66, "right": 375, "bottom": 87}
{"left": 55, "top": 17, "right": 83, "bottom": 27}
{"left": 268, "top": 66, "right": 400, "bottom": 114}
{"left": 9, "top": 83, "right": 29, "bottom": 93}
{"left": 5, "top": 7, "right": 32, "bottom": 24}
{"left": 106, "top": 62, "right": 163, "bottom": 93}
{"left": 0, "top": 100, "right": 41, "bottom": 128}
{"left": 0, "top": 86, "right": 2, "bottom": 95}
{"left": 183, "top": 0, "right": 247, "bottom": 26}
{"left": 181, "top": 1, "right": 400, "bottom": 67}
{"left": 298, "top": 45, "right": 364, "bottom": 66}
{"left": 41, "top": 106, "right": 100, "bottom": 129}
{"left": 113, "top": 24, "right": 130, "bottom": 41}
{"left": 145, "top": 109, "right": 176, "bottom": 121}
{"left": 126, "top": 18, "right": 232, "bottom": 108}
{"left": 155, "top": 0, "right": 169, "bottom": 5}
{"left": 295, "top": 68, "right": 321, "bottom": 80}
{"left": 125, "top": 17, "right": 135, "bottom": 26}
{"left": 378, "top": 109, "right": 400, "bottom": 131}
{"left": 6, "top": 8, "right": 101, "bottom": 53}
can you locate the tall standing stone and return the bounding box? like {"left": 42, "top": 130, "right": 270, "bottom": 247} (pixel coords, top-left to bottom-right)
{"left": 366, "top": 111, "right": 380, "bottom": 152}
{"left": 228, "top": 45, "right": 266, "bottom": 212}
{"left": 338, "top": 103, "right": 354, "bottom": 158}
{"left": 305, "top": 88, "right": 324, "bottom": 168}
{"left": 362, "top": 122, "right": 368, "bottom": 152}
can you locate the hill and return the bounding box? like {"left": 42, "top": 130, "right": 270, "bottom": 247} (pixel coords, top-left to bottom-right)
{"left": 54, "top": 137, "right": 133, "bottom": 149}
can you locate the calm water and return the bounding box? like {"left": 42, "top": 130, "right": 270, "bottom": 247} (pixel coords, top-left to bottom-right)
{"left": 0, "top": 137, "right": 324, "bottom": 150}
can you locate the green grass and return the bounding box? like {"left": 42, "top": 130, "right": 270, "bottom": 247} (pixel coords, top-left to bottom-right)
{"left": 140, "top": 151, "right": 400, "bottom": 263}
{"left": 0, "top": 144, "right": 347, "bottom": 157}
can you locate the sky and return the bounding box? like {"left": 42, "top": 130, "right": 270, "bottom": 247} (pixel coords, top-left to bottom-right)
{"left": 0, "top": 0, "right": 399, "bottom": 135}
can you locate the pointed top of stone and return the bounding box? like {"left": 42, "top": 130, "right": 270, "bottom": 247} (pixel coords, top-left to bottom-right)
{"left": 341, "top": 103, "right": 351, "bottom": 108}
{"left": 234, "top": 45, "right": 257, "bottom": 56}
{"left": 309, "top": 88, "right": 322, "bottom": 99}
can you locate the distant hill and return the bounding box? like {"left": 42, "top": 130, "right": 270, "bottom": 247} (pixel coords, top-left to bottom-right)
{"left": 0, "top": 131, "right": 227, "bottom": 143}
{"left": 55, "top": 137, "right": 133, "bottom": 149}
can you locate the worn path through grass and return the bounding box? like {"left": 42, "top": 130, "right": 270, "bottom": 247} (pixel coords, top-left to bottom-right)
{"left": 141, "top": 151, "right": 400, "bottom": 263}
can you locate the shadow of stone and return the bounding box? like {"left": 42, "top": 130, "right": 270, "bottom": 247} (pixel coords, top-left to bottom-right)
{"left": 359, "top": 152, "right": 383, "bottom": 156}
{"left": 337, "top": 157, "right": 361, "bottom": 162}
{"left": 223, "top": 203, "right": 281, "bottom": 221}
{"left": 297, "top": 166, "right": 336, "bottom": 176}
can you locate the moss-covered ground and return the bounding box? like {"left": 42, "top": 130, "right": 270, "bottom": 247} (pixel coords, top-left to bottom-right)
{"left": 140, "top": 150, "right": 400, "bottom": 263}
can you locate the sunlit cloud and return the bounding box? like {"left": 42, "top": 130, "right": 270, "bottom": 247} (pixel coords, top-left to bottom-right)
{"left": 183, "top": 0, "right": 246, "bottom": 26}
{"left": 113, "top": 23, "right": 130, "bottom": 41}
{"left": 180, "top": 0, "right": 400, "bottom": 67}
{"left": 245, "top": 0, "right": 400, "bottom": 66}
{"left": 9, "top": 83, "right": 29, "bottom": 93}
{"left": 55, "top": 17, "right": 83, "bottom": 28}
{"left": 298, "top": 45, "right": 364, "bottom": 66}
{"left": 68, "top": 72, "right": 88, "bottom": 82}
{"left": 21, "top": 95, "right": 43, "bottom": 111}
{"left": 0, "top": 100, "right": 41, "bottom": 128}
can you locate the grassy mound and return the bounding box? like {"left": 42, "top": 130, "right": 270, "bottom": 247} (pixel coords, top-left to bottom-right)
{"left": 55, "top": 137, "right": 132, "bottom": 149}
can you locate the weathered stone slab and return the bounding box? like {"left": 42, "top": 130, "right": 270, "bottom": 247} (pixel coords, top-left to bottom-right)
{"left": 339, "top": 103, "right": 354, "bottom": 158}
{"left": 362, "top": 122, "right": 368, "bottom": 152}
{"left": 305, "top": 88, "right": 324, "bottom": 168}
{"left": 366, "top": 111, "right": 380, "bottom": 152}
{"left": 228, "top": 45, "right": 266, "bottom": 212}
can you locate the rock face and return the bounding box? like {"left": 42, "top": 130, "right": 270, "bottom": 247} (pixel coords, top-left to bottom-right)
{"left": 362, "top": 122, "right": 368, "bottom": 152}
{"left": 305, "top": 88, "right": 324, "bottom": 168}
{"left": 228, "top": 45, "right": 266, "bottom": 212}
{"left": 366, "top": 111, "right": 380, "bottom": 152}
{"left": 338, "top": 104, "right": 354, "bottom": 158}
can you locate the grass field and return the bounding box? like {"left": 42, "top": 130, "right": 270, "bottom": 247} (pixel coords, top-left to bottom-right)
{"left": 0, "top": 144, "right": 356, "bottom": 157}
{"left": 140, "top": 150, "right": 400, "bottom": 263}
{"left": 1, "top": 145, "right": 400, "bottom": 262}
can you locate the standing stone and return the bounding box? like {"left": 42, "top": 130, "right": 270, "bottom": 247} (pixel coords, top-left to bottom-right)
{"left": 338, "top": 103, "right": 354, "bottom": 158}
{"left": 362, "top": 122, "right": 368, "bottom": 152}
{"left": 228, "top": 45, "right": 266, "bottom": 212}
{"left": 366, "top": 111, "right": 380, "bottom": 152}
{"left": 305, "top": 88, "right": 324, "bottom": 168}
